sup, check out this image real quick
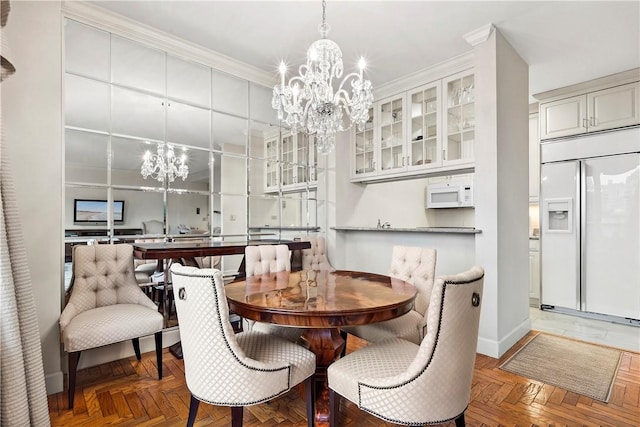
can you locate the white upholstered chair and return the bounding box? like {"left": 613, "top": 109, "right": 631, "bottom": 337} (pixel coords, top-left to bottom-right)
{"left": 170, "top": 264, "right": 316, "bottom": 427}
{"left": 245, "top": 244, "right": 291, "bottom": 276}
{"left": 142, "top": 219, "right": 164, "bottom": 235}
{"left": 243, "top": 245, "right": 304, "bottom": 342}
{"left": 134, "top": 238, "right": 163, "bottom": 285}
{"left": 300, "top": 235, "right": 333, "bottom": 270}
{"left": 328, "top": 266, "right": 484, "bottom": 427}
{"left": 59, "top": 244, "right": 164, "bottom": 408}
{"left": 344, "top": 245, "right": 437, "bottom": 344}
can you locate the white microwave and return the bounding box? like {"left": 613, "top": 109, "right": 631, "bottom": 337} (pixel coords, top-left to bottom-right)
{"left": 425, "top": 181, "right": 474, "bottom": 209}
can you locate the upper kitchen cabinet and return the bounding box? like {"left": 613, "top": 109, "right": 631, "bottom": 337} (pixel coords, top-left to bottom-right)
{"left": 407, "top": 82, "right": 441, "bottom": 170}
{"left": 350, "top": 64, "right": 475, "bottom": 183}
{"left": 264, "top": 130, "right": 317, "bottom": 193}
{"left": 351, "top": 107, "right": 375, "bottom": 179}
{"left": 443, "top": 71, "right": 475, "bottom": 167}
{"left": 588, "top": 83, "right": 640, "bottom": 132}
{"left": 378, "top": 94, "right": 406, "bottom": 175}
{"left": 537, "top": 70, "right": 640, "bottom": 140}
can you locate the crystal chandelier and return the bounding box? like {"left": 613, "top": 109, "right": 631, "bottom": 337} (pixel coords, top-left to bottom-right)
{"left": 272, "top": 0, "right": 373, "bottom": 154}
{"left": 141, "top": 142, "right": 189, "bottom": 183}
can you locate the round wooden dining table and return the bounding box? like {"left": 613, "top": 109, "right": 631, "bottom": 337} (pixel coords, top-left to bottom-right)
{"left": 225, "top": 269, "right": 417, "bottom": 426}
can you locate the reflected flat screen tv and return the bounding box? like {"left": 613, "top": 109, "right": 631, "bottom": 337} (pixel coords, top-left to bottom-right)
{"left": 73, "top": 199, "right": 125, "bottom": 223}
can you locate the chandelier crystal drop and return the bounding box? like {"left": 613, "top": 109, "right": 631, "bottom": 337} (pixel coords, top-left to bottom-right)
{"left": 272, "top": 0, "right": 373, "bottom": 154}
{"left": 141, "top": 142, "right": 189, "bottom": 183}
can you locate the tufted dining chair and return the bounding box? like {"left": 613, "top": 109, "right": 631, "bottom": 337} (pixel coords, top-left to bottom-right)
{"left": 59, "top": 244, "right": 164, "bottom": 409}
{"left": 243, "top": 245, "right": 304, "bottom": 342}
{"left": 170, "top": 264, "right": 316, "bottom": 427}
{"left": 245, "top": 244, "right": 291, "bottom": 276}
{"left": 300, "top": 235, "right": 333, "bottom": 270}
{"left": 343, "top": 245, "right": 437, "bottom": 344}
{"left": 328, "top": 266, "right": 484, "bottom": 427}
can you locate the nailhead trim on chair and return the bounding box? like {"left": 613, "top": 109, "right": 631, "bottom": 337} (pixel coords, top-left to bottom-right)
{"left": 356, "top": 273, "right": 485, "bottom": 425}
{"left": 171, "top": 269, "right": 292, "bottom": 406}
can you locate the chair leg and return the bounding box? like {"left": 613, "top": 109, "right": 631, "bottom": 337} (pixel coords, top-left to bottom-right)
{"left": 305, "top": 376, "right": 315, "bottom": 427}
{"left": 329, "top": 389, "right": 339, "bottom": 427}
{"left": 231, "top": 406, "right": 243, "bottom": 427}
{"left": 154, "top": 331, "right": 163, "bottom": 379}
{"left": 454, "top": 412, "right": 465, "bottom": 427}
{"left": 186, "top": 394, "right": 200, "bottom": 427}
{"left": 132, "top": 337, "right": 142, "bottom": 360}
{"left": 68, "top": 351, "right": 81, "bottom": 409}
{"left": 339, "top": 330, "right": 348, "bottom": 357}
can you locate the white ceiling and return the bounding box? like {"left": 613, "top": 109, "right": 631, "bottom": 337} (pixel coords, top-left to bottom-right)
{"left": 90, "top": 1, "right": 640, "bottom": 100}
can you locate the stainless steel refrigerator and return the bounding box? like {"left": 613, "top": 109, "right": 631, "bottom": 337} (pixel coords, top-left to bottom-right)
{"left": 540, "top": 129, "right": 640, "bottom": 321}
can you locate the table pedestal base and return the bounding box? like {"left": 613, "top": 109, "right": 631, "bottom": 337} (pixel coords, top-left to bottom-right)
{"left": 301, "top": 328, "right": 345, "bottom": 427}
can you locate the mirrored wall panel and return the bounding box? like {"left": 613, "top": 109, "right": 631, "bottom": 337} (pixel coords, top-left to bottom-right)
{"left": 63, "top": 18, "right": 325, "bottom": 325}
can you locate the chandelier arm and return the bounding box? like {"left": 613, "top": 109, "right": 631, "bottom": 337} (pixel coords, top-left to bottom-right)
{"left": 335, "top": 72, "right": 363, "bottom": 92}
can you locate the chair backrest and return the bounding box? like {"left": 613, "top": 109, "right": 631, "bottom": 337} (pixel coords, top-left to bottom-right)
{"left": 388, "top": 246, "right": 437, "bottom": 316}
{"left": 362, "top": 266, "right": 484, "bottom": 423}
{"left": 300, "top": 235, "right": 333, "bottom": 270}
{"left": 372, "top": 266, "right": 484, "bottom": 424}
{"left": 142, "top": 220, "right": 164, "bottom": 235}
{"left": 65, "top": 244, "right": 154, "bottom": 315}
{"left": 245, "top": 244, "right": 291, "bottom": 277}
{"left": 170, "top": 264, "right": 292, "bottom": 404}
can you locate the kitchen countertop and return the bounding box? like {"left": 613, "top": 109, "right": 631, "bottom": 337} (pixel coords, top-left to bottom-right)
{"left": 332, "top": 226, "right": 481, "bottom": 234}
{"left": 248, "top": 226, "right": 321, "bottom": 231}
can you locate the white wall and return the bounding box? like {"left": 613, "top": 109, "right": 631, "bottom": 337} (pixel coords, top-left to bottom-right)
{"left": 337, "top": 171, "right": 476, "bottom": 228}
{"left": 474, "top": 29, "right": 530, "bottom": 357}
{"left": 335, "top": 230, "right": 477, "bottom": 277}
{"left": 3, "top": 0, "right": 64, "bottom": 394}
{"left": 328, "top": 29, "right": 531, "bottom": 358}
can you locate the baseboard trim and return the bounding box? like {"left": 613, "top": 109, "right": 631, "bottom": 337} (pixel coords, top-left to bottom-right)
{"left": 477, "top": 317, "right": 531, "bottom": 358}
{"left": 46, "top": 371, "right": 64, "bottom": 395}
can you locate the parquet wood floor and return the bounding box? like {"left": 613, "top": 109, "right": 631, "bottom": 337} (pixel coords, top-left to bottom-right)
{"left": 48, "top": 331, "right": 640, "bottom": 426}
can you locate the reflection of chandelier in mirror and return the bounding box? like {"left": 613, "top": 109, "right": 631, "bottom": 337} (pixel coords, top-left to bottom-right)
{"left": 271, "top": 0, "right": 373, "bottom": 154}
{"left": 141, "top": 142, "right": 189, "bottom": 182}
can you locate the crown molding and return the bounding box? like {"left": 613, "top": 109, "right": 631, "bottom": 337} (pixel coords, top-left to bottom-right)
{"left": 62, "top": 1, "right": 276, "bottom": 88}
{"left": 373, "top": 51, "right": 474, "bottom": 100}
{"left": 533, "top": 67, "right": 640, "bottom": 102}
{"left": 463, "top": 24, "right": 495, "bottom": 47}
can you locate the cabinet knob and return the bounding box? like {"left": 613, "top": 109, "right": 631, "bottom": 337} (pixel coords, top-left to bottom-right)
{"left": 589, "top": 116, "right": 596, "bottom": 127}
{"left": 582, "top": 118, "right": 588, "bottom": 129}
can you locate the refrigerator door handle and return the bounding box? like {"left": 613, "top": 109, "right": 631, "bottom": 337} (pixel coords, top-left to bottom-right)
{"left": 579, "top": 160, "right": 586, "bottom": 311}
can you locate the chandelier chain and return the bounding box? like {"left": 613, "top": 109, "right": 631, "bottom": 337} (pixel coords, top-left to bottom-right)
{"left": 322, "top": 0, "right": 326, "bottom": 28}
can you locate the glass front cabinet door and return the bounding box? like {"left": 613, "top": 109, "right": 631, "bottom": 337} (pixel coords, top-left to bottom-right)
{"left": 264, "top": 131, "right": 317, "bottom": 192}
{"left": 443, "top": 71, "right": 475, "bottom": 166}
{"left": 264, "top": 133, "right": 280, "bottom": 192}
{"left": 352, "top": 106, "right": 376, "bottom": 179}
{"left": 407, "top": 82, "right": 441, "bottom": 170}
{"left": 378, "top": 94, "right": 406, "bottom": 175}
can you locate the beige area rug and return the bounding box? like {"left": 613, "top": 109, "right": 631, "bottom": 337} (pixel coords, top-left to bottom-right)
{"left": 500, "top": 333, "right": 622, "bottom": 402}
